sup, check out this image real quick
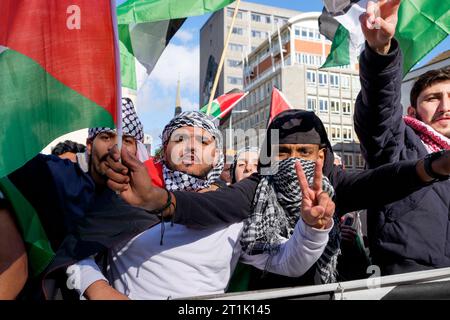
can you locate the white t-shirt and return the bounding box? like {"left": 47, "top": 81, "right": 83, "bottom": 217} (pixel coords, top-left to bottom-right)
{"left": 68, "top": 218, "right": 332, "bottom": 299}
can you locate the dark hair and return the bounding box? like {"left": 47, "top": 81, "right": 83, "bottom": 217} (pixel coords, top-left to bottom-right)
{"left": 51, "top": 140, "right": 86, "bottom": 156}
{"left": 410, "top": 67, "right": 450, "bottom": 108}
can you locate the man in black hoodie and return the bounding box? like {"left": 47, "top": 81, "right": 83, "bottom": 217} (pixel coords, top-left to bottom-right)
{"left": 104, "top": 109, "right": 450, "bottom": 290}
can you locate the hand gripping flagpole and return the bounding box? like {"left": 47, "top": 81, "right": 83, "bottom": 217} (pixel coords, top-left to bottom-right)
{"left": 206, "top": 0, "right": 241, "bottom": 116}
{"left": 111, "top": 0, "right": 123, "bottom": 153}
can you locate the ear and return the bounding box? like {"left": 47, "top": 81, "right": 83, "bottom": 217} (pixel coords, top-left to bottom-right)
{"left": 318, "top": 148, "right": 325, "bottom": 161}
{"left": 86, "top": 139, "right": 93, "bottom": 156}
{"left": 407, "top": 106, "right": 417, "bottom": 118}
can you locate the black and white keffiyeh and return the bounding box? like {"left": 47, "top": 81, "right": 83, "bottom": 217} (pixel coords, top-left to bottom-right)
{"left": 240, "top": 157, "right": 340, "bottom": 283}
{"left": 88, "top": 97, "right": 144, "bottom": 142}
{"left": 160, "top": 111, "right": 224, "bottom": 192}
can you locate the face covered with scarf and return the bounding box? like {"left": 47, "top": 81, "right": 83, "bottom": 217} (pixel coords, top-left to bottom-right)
{"left": 160, "top": 111, "right": 224, "bottom": 192}
{"left": 241, "top": 110, "right": 340, "bottom": 283}
{"left": 86, "top": 97, "right": 147, "bottom": 186}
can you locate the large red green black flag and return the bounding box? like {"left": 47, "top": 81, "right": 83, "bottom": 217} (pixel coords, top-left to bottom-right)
{"left": 0, "top": 0, "right": 120, "bottom": 178}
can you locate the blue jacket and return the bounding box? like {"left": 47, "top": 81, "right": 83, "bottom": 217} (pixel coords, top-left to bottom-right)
{"left": 354, "top": 39, "right": 450, "bottom": 275}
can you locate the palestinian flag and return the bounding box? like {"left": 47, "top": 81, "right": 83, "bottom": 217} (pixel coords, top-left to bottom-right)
{"left": 0, "top": 0, "right": 120, "bottom": 276}
{"left": 268, "top": 87, "right": 293, "bottom": 125}
{"left": 118, "top": 0, "right": 236, "bottom": 90}
{"left": 200, "top": 91, "right": 247, "bottom": 120}
{"left": 319, "top": 0, "right": 450, "bottom": 75}
{"left": 0, "top": 0, "right": 119, "bottom": 178}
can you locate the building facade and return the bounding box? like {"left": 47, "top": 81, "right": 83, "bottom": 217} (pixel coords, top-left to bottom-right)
{"left": 229, "top": 12, "right": 365, "bottom": 172}
{"left": 199, "top": 1, "right": 301, "bottom": 107}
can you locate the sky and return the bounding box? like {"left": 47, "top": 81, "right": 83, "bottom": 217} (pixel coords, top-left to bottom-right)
{"left": 120, "top": 0, "right": 450, "bottom": 153}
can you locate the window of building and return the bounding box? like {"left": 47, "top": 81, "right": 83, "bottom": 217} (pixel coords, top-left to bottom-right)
{"left": 227, "top": 9, "right": 243, "bottom": 19}
{"left": 330, "top": 73, "right": 339, "bottom": 88}
{"left": 319, "top": 98, "right": 329, "bottom": 113}
{"left": 294, "top": 27, "right": 301, "bottom": 37}
{"left": 307, "top": 70, "right": 316, "bottom": 85}
{"left": 330, "top": 99, "right": 340, "bottom": 113}
{"left": 341, "top": 75, "right": 350, "bottom": 89}
{"left": 301, "top": 28, "right": 308, "bottom": 39}
{"left": 352, "top": 76, "right": 361, "bottom": 91}
{"left": 227, "top": 59, "right": 241, "bottom": 68}
{"left": 229, "top": 43, "right": 244, "bottom": 52}
{"left": 318, "top": 72, "right": 328, "bottom": 86}
{"left": 251, "top": 13, "right": 261, "bottom": 22}
{"left": 356, "top": 154, "right": 365, "bottom": 169}
{"left": 342, "top": 126, "right": 353, "bottom": 141}
{"left": 331, "top": 126, "right": 341, "bottom": 140}
{"left": 231, "top": 27, "right": 244, "bottom": 35}
{"left": 252, "top": 30, "right": 263, "bottom": 38}
{"left": 343, "top": 154, "right": 353, "bottom": 168}
{"left": 265, "top": 16, "right": 271, "bottom": 24}
{"left": 307, "top": 96, "right": 317, "bottom": 111}
{"left": 228, "top": 76, "right": 243, "bottom": 85}
{"left": 342, "top": 100, "right": 352, "bottom": 114}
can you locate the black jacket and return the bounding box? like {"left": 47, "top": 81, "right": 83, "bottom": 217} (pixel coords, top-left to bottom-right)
{"left": 354, "top": 39, "right": 450, "bottom": 274}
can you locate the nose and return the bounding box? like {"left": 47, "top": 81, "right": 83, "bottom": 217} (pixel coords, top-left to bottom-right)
{"left": 437, "top": 93, "right": 450, "bottom": 113}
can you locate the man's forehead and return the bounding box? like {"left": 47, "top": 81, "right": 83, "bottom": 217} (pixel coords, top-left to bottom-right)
{"left": 171, "top": 126, "right": 212, "bottom": 137}
{"left": 420, "top": 80, "right": 450, "bottom": 96}
{"left": 274, "top": 143, "right": 320, "bottom": 148}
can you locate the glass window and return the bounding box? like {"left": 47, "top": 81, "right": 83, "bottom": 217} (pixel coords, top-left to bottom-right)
{"left": 307, "top": 70, "right": 316, "bottom": 85}
{"left": 301, "top": 28, "right": 307, "bottom": 38}
{"left": 342, "top": 100, "right": 352, "bottom": 114}
{"left": 344, "top": 154, "right": 353, "bottom": 167}
{"left": 342, "top": 127, "right": 353, "bottom": 141}
{"left": 229, "top": 43, "right": 244, "bottom": 52}
{"left": 331, "top": 99, "right": 340, "bottom": 113}
{"left": 227, "top": 9, "right": 242, "bottom": 19}
{"left": 252, "top": 30, "right": 263, "bottom": 38}
{"left": 307, "top": 96, "right": 317, "bottom": 111}
{"left": 331, "top": 126, "right": 341, "bottom": 140}
{"left": 265, "top": 16, "right": 271, "bottom": 24}
{"left": 341, "top": 75, "right": 350, "bottom": 89}
{"left": 294, "top": 27, "right": 301, "bottom": 37}
{"left": 227, "top": 59, "right": 241, "bottom": 68}
{"left": 251, "top": 13, "right": 261, "bottom": 22}
{"left": 228, "top": 76, "right": 243, "bottom": 85}
{"left": 319, "top": 98, "right": 328, "bottom": 113}
{"left": 330, "top": 73, "right": 339, "bottom": 88}
{"left": 231, "top": 27, "right": 243, "bottom": 35}
{"left": 318, "top": 72, "right": 328, "bottom": 86}
{"left": 356, "top": 154, "right": 365, "bottom": 169}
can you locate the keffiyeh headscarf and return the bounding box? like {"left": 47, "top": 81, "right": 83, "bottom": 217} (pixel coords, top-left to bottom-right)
{"left": 160, "top": 111, "right": 224, "bottom": 192}
{"left": 87, "top": 97, "right": 149, "bottom": 162}
{"left": 230, "top": 147, "right": 260, "bottom": 183}
{"left": 404, "top": 115, "right": 450, "bottom": 153}
{"left": 241, "top": 157, "right": 335, "bottom": 253}
{"left": 243, "top": 109, "right": 342, "bottom": 284}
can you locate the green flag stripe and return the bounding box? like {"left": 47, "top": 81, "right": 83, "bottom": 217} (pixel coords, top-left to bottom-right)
{"left": 117, "top": 0, "right": 235, "bottom": 24}
{"left": 0, "top": 177, "right": 54, "bottom": 277}
{"left": 321, "top": 24, "right": 350, "bottom": 68}
{"left": 0, "top": 49, "right": 114, "bottom": 178}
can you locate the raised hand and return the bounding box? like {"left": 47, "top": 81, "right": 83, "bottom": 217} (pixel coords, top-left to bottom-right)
{"left": 359, "top": 0, "right": 401, "bottom": 54}
{"left": 295, "top": 158, "right": 335, "bottom": 230}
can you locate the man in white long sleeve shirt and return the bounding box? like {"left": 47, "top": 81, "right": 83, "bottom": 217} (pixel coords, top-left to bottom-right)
{"left": 68, "top": 111, "right": 335, "bottom": 300}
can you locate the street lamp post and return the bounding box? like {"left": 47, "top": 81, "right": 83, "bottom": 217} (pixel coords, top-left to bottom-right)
{"left": 228, "top": 109, "right": 248, "bottom": 153}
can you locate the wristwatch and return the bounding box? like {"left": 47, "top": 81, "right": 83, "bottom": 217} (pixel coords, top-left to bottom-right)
{"left": 423, "top": 150, "right": 450, "bottom": 182}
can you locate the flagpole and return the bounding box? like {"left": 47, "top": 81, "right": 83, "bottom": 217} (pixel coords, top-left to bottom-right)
{"left": 277, "top": 22, "right": 285, "bottom": 68}
{"left": 206, "top": 0, "right": 241, "bottom": 116}
{"left": 111, "top": 0, "right": 123, "bottom": 152}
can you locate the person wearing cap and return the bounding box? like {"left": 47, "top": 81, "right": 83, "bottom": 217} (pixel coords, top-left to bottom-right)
{"left": 103, "top": 109, "right": 450, "bottom": 291}
{"left": 68, "top": 111, "right": 336, "bottom": 300}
